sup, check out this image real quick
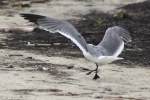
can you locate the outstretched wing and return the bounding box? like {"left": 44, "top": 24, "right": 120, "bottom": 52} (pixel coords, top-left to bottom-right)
{"left": 20, "top": 13, "right": 88, "bottom": 53}
{"left": 97, "top": 26, "right": 131, "bottom": 57}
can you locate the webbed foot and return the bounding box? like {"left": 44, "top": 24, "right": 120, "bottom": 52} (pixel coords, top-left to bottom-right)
{"left": 86, "top": 63, "right": 100, "bottom": 80}
{"left": 93, "top": 73, "right": 100, "bottom": 80}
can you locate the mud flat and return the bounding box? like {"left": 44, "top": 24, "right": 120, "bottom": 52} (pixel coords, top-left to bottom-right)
{"left": 0, "top": 0, "right": 150, "bottom": 100}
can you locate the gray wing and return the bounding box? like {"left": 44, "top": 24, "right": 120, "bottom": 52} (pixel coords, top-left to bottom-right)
{"left": 20, "top": 13, "right": 88, "bottom": 53}
{"left": 97, "top": 26, "right": 132, "bottom": 57}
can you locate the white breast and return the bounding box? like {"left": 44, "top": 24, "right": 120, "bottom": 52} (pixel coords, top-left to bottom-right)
{"left": 84, "top": 52, "right": 99, "bottom": 63}
{"left": 97, "top": 56, "right": 123, "bottom": 64}
{"left": 84, "top": 52, "right": 123, "bottom": 65}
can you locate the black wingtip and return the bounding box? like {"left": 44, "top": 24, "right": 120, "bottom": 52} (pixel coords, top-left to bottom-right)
{"left": 20, "top": 13, "right": 45, "bottom": 24}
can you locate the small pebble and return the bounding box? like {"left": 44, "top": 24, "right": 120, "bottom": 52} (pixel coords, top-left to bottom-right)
{"left": 31, "top": 76, "right": 35, "bottom": 78}
{"left": 92, "top": 93, "right": 103, "bottom": 99}
{"left": 26, "top": 57, "right": 33, "bottom": 60}
{"left": 105, "top": 87, "right": 112, "bottom": 91}
{"left": 67, "top": 66, "right": 74, "bottom": 69}
{"left": 37, "top": 67, "right": 49, "bottom": 71}
{"left": 7, "top": 65, "right": 14, "bottom": 68}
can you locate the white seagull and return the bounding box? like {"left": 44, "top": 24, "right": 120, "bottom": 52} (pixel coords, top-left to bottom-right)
{"left": 20, "top": 13, "right": 132, "bottom": 79}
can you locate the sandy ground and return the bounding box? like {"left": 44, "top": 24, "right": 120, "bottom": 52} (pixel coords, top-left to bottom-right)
{"left": 0, "top": 48, "right": 150, "bottom": 100}
{"left": 0, "top": 0, "right": 150, "bottom": 100}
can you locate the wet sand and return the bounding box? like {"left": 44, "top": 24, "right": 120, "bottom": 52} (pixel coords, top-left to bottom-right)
{"left": 0, "top": 0, "right": 150, "bottom": 100}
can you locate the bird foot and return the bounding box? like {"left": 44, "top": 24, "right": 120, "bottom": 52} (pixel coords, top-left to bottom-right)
{"left": 86, "top": 70, "right": 95, "bottom": 75}
{"left": 86, "top": 69, "right": 100, "bottom": 80}
{"left": 93, "top": 73, "right": 100, "bottom": 80}
{"left": 86, "top": 63, "right": 100, "bottom": 80}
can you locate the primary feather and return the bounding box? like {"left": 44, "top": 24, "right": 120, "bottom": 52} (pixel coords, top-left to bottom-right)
{"left": 20, "top": 13, "right": 88, "bottom": 53}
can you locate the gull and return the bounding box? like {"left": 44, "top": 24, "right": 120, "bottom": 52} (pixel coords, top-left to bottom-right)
{"left": 20, "top": 13, "right": 132, "bottom": 80}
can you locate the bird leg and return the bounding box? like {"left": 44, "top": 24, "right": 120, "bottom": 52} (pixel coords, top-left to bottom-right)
{"left": 86, "top": 63, "right": 100, "bottom": 80}
{"left": 93, "top": 64, "right": 100, "bottom": 80}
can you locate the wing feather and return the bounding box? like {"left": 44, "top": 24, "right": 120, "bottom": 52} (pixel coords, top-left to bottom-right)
{"left": 20, "top": 13, "right": 88, "bottom": 53}
{"left": 97, "top": 26, "right": 131, "bottom": 57}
